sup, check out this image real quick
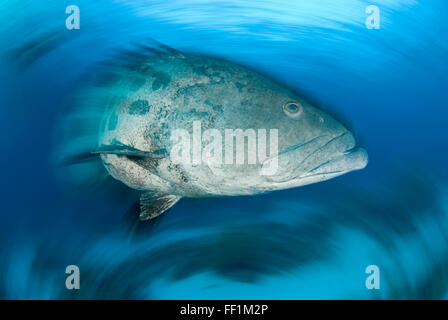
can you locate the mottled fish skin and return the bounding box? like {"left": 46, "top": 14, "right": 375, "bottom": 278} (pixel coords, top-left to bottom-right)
{"left": 98, "top": 48, "right": 367, "bottom": 198}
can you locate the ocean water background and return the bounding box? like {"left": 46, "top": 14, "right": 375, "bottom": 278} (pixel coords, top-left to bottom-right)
{"left": 0, "top": 0, "right": 447, "bottom": 299}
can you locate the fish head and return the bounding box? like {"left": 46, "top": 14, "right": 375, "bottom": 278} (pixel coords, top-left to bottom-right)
{"left": 259, "top": 94, "right": 368, "bottom": 190}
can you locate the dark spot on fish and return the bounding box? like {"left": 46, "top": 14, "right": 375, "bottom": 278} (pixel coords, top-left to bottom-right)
{"left": 235, "top": 82, "right": 245, "bottom": 92}
{"left": 181, "top": 174, "right": 188, "bottom": 183}
{"left": 213, "top": 105, "right": 223, "bottom": 112}
{"left": 129, "top": 100, "right": 150, "bottom": 115}
{"left": 108, "top": 114, "right": 118, "bottom": 130}
{"left": 152, "top": 71, "right": 171, "bottom": 91}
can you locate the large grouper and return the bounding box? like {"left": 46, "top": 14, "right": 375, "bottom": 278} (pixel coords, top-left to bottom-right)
{"left": 60, "top": 44, "right": 368, "bottom": 220}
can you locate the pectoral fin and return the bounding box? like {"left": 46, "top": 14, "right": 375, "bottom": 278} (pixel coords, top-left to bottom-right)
{"left": 92, "top": 145, "right": 167, "bottom": 159}
{"left": 59, "top": 141, "right": 166, "bottom": 166}
{"left": 139, "top": 192, "right": 181, "bottom": 221}
{"left": 95, "top": 141, "right": 168, "bottom": 173}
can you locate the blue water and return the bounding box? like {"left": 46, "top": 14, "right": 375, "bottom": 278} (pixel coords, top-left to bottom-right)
{"left": 1, "top": 0, "right": 447, "bottom": 299}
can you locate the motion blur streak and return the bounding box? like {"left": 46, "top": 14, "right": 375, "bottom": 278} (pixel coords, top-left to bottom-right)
{"left": 0, "top": 1, "right": 447, "bottom": 299}
{"left": 1, "top": 172, "right": 447, "bottom": 299}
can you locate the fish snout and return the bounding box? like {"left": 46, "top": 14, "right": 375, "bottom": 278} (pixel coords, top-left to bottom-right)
{"left": 298, "top": 131, "right": 368, "bottom": 178}
{"left": 262, "top": 130, "right": 368, "bottom": 184}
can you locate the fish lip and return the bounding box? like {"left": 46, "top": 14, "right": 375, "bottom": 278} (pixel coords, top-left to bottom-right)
{"left": 262, "top": 132, "right": 367, "bottom": 181}
{"left": 342, "top": 146, "right": 358, "bottom": 155}
{"left": 300, "top": 147, "right": 368, "bottom": 178}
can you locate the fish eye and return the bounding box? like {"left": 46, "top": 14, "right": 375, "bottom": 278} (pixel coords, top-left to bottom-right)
{"left": 283, "top": 101, "right": 303, "bottom": 118}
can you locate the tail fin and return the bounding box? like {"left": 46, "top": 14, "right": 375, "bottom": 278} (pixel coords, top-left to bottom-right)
{"left": 51, "top": 41, "right": 182, "bottom": 192}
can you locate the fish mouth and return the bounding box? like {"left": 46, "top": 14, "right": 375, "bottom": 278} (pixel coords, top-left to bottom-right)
{"left": 299, "top": 147, "right": 368, "bottom": 179}
{"left": 297, "top": 130, "right": 368, "bottom": 178}
{"left": 262, "top": 131, "right": 368, "bottom": 181}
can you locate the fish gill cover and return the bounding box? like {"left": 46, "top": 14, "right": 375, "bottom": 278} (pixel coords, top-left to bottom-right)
{"left": 0, "top": 0, "right": 447, "bottom": 299}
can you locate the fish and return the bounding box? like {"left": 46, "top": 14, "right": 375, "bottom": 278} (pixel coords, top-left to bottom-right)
{"left": 62, "top": 44, "right": 368, "bottom": 220}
